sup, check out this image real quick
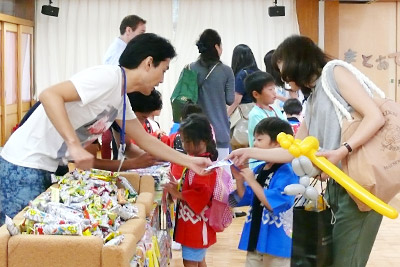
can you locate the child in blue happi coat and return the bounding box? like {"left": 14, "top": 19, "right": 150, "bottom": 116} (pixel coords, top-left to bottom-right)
{"left": 230, "top": 117, "right": 299, "bottom": 267}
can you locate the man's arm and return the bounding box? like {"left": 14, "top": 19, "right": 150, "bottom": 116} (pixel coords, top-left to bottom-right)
{"left": 39, "top": 81, "right": 94, "bottom": 170}
{"left": 120, "top": 118, "right": 211, "bottom": 175}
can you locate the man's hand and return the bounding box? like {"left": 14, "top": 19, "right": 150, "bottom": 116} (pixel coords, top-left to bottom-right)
{"left": 68, "top": 144, "right": 94, "bottom": 170}
{"left": 127, "top": 153, "right": 157, "bottom": 169}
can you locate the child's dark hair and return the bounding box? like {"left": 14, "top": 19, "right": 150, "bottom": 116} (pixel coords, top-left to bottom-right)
{"left": 254, "top": 117, "right": 293, "bottom": 142}
{"left": 179, "top": 114, "right": 218, "bottom": 161}
{"left": 181, "top": 101, "right": 203, "bottom": 121}
{"left": 128, "top": 89, "right": 162, "bottom": 113}
{"left": 264, "top": 49, "right": 284, "bottom": 87}
{"left": 120, "top": 33, "right": 176, "bottom": 69}
{"left": 245, "top": 71, "right": 275, "bottom": 102}
{"left": 283, "top": 98, "right": 302, "bottom": 116}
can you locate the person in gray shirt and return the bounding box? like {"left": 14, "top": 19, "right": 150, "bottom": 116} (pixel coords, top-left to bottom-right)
{"left": 189, "top": 29, "right": 235, "bottom": 162}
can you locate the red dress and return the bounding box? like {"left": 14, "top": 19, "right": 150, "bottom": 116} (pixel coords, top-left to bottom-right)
{"left": 174, "top": 162, "right": 217, "bottom": 248}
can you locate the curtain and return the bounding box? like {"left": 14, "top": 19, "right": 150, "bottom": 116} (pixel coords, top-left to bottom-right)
{"left": 35, "top": 0, "right": 299, "bottom": 131}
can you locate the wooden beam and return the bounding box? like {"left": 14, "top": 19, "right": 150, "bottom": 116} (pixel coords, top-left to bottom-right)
{"left": 0, "top": 13, "right": 34, "bottom": 27}
{"left": 296, "top": 0, "right": 319, "bottom": 43}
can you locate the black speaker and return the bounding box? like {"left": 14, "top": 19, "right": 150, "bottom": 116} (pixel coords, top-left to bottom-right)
{"left": 41, "top": 5, "right": 59, "bottom": 17}
{"left": 268, "top": 6, "right": 285, "bottom": 17}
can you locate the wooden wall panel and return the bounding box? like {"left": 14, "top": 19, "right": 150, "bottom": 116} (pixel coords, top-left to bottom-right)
{"left": 324, "top": 1, "right": 339, "bottom": 58}
{"left": 296, "top": 0, "right": 319, "bottom": 43}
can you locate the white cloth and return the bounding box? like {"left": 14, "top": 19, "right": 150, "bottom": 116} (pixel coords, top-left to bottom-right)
{"left": 1, "top": 65, "right": 135, "bottom": 172}
{"left": 103, "top": 37, "right": 127, "bottom": 65}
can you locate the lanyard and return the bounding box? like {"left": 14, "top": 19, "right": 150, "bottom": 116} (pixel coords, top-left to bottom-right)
{"left": 117, "top": 66, "right": 127, "bottom": 170}
{"left": 257, "top": 104, "right": 277, "bottom": 118}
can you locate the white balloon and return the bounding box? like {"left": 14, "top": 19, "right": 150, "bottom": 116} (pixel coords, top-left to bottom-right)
{"left": 299, "top": 156, "right": 314, "bottom": 175}
{"left": 284, "top": 184, "right": 306, "bottom": 195}
{"left": 291, "top": 158, "right": 306, "bottom": 176}
{"left": 304, "top": 186, "right": 319, "bottom": 201}
{"left": 308, "top": 166, "right": 321, "bottom": 178}
{"left": 299, "top": 175, "right": 310, "bottom": 187}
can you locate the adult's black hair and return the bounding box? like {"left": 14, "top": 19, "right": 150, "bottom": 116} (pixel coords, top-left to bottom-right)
{"left": 283, "top": 98, "right": 302, "bottom": 116}
{"left": 119, "top": 15, "right": 146, "bottom": 35}
{"left": 245, "top": 71, "right": 275, "bottom": 102}
{"left": 127, "top": 89, "right": 162, "bottom": 113}
{"left": 264, "top": 49, "right": 284, "bottom": 87}
{"left": 271, "top": 35, "right": 331, "bottom": 96}
{"left": 231, "top": 44, "right": 258, "bottom": 75}
{"left": 181, "top": 101, "right": 203, "bottom": 121}
{"left": 254, "top": 117, "right": 293, "bottom": 142}
{"left": 196, "top": 29, "right": 221, "bottom": 68}
{"left": 179, "top": 114, "right": 218, "bottom": 161}
{"left": 119, "top": 33, "right": 176, "bottom": 69}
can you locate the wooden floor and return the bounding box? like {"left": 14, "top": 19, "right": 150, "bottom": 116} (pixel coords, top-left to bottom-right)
{"left": 170, "top": 201, "right": 400, "bottom": 267}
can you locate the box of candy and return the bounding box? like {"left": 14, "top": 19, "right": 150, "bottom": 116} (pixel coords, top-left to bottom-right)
{"left": 0, "top": 169, "right": 155, "bottom": 267}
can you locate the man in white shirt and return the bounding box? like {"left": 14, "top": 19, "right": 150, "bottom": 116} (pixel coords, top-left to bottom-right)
{"left": 103, "top": 15, "right": 146, "bottom": 65}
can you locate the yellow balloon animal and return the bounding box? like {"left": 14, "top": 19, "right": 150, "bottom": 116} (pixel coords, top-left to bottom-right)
{"left": 277, "top": 133, "right": 398, "bottom": 219}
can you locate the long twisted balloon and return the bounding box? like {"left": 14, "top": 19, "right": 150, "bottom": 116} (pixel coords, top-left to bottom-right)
{"left": 277, "top": 133, "right": 398, "bottom": 219}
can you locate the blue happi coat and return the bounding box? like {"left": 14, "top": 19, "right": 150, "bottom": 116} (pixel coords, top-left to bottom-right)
{"left": 232, "top": 163, "right": 298, "bottom": 258}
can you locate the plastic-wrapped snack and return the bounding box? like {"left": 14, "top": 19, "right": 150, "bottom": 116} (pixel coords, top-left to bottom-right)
{"left": 70, "top": 190, "right": 93, "bottom": 203}
{"left": 118, "top": 176, "right": 138, "bottom": 196}
{"left": 46, "top": 202, "right": 84, "bottom": 223}
{"left": 103, "top": 231, "right": 120, "bottom": 243}
{"left": 34, "top": 222, "right": 82, "bottom": 235}
{"left": 118, "top": 203, "right": 139, "bottom": 221}
{"left": 104, "top": 234, "right": 124, "bottom": 246}
{"left": 19, "top": 219, "right": 35, "bottom": 234}
{"left": 90, "top": 168, "right": 118, "bottom": 182}
{"left": 24, "top": 207, "right": 56, "bottom": 223}
{"left": 5, "top": 215, "right": 20, "bottom": 236}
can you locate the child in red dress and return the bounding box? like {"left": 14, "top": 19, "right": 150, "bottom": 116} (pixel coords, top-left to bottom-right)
{"left": 165, "top": 114, "right": 218, "bottom": 267}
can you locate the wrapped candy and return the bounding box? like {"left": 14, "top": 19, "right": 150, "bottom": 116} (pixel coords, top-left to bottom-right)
{"left": 117, "top": 203, "right": 139, "bottom": 221}
{"left": 34, "top": 222, "right": 82, "bottom": 235}
{"left": 5, "top": 215, "right": 20, "bottom": 236}
{"left": 104, "top": 234, "right": 125, "bottom": 246}
{"left": 118, "top": 176, "right": 138, "bottom": 196}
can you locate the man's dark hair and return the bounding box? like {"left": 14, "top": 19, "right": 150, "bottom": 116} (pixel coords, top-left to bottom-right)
{"left": 128, "top": 89, "right": 162, "bottom": 113}
{"left": 245, "top": 71, "right": 275, "bottom": 102}
{"left": 254, "top": 117, "right": 293, "bottom": 142}
{"left": 283, "top": 98, "right": 302, "bottom": 116}
{"left": 119, "top": 33, "right": 176, "bottom": 69}
{"left": 119, "top": 15, "right": 146, "bottom": 35}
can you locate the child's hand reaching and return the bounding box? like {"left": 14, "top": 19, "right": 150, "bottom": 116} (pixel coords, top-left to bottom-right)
{"left": 230, "top": 165, "right": 245, "bottom": 183}
{"left": 164, "top": 180, "right": 182, "bottom": 200}
{"left": 240, "top": 168, "right": 256, "bottom": 185}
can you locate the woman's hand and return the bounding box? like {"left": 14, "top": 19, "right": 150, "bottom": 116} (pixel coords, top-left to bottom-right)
{"left": 187, "top": 156, "right": 213, "bottom": 176}
{"left": 315, "top": 146, "right": 349, "bottom": 180}
{"left": 227, "top": 148, "right": 252, "bottom": 166}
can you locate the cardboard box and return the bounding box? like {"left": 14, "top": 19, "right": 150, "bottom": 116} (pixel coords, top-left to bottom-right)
{"left": 0, "top": 171, "right": 155, "bottom": 267}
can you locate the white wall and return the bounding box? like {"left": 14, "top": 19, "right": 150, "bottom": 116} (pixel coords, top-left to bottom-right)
{"left": 35, "top": 0, "right": 299, "bottom": 131}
